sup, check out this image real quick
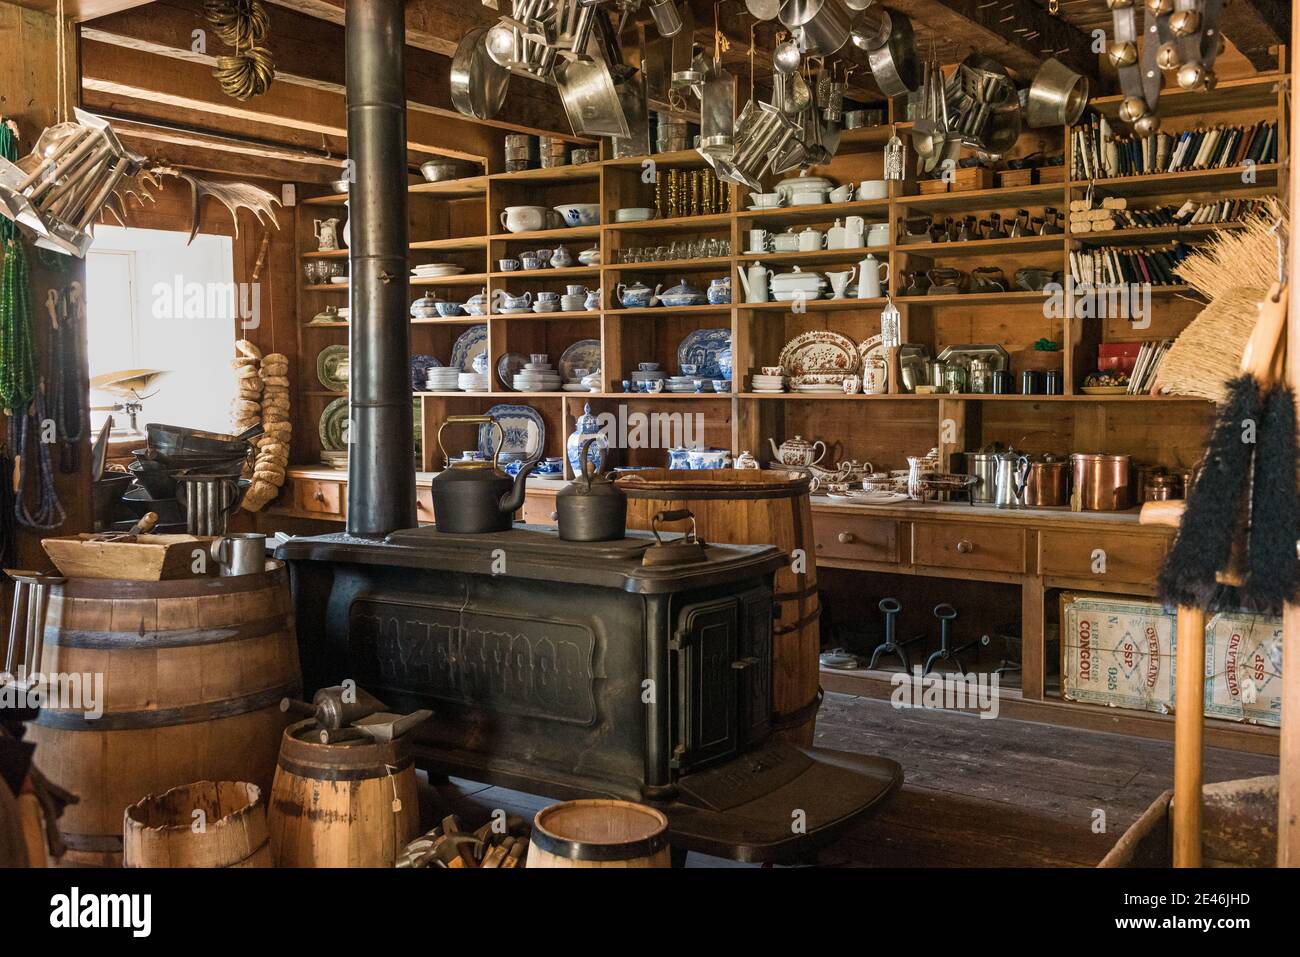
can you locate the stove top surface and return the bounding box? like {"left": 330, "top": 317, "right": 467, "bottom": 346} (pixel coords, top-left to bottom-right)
{"left": 276, "top": 524, "right": 788, "bottom": 594}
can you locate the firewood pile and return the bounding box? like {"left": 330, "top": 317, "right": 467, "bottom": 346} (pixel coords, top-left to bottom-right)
{"left": 394, "top": 813, "right": 530, "bottom": 869}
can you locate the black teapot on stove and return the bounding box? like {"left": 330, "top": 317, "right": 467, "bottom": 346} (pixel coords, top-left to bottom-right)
{"left": 430, "top": 415, "right": 535, "bottom": 533}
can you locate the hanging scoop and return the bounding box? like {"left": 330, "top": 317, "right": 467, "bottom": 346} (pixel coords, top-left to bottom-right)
{"left": 641, "top": 508, "right": 709, "bottom": 566}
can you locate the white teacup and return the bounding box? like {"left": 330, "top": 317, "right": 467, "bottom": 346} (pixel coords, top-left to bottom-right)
{"left": 829, "top": 185, "right": 854, "bottom": 203}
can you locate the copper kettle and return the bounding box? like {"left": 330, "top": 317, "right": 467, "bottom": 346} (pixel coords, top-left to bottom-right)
{"left": 1022, "top": 453, "right": 1071, "bottom": 507}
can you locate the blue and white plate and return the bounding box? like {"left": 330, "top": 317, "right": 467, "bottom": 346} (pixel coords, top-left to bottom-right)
{"left": 410, "top": 354, "right": 442, "bottom": 391}
{"left": 558, "top": 338, "right": 602, "bottom": 382}
{"left": 677, "top": 328, "right": 732, "bottom": 378}
{"left": 450, "top": 324, "right": 488, "bottom": 372}
{"left": 497, "top": 352, "right": 528, "bottom": 391}
{"left": 480, "top": 404, "right": 545, "bottom": 460}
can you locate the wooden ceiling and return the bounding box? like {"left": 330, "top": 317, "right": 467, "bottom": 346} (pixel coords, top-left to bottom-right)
{"left": 60, "top": 0, "right": 1290, "bottom": 183}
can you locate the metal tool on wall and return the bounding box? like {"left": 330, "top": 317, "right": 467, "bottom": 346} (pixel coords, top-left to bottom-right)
{"left": 696, "top": 11, "right": 737, "bottom": 167}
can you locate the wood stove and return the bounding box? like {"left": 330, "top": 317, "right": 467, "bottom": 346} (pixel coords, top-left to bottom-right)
{"left": 278, "top": 526, "right": 901, "bottom": 862}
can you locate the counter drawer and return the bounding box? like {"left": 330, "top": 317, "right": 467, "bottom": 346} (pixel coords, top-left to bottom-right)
{"left": 912, "top": 522, "right": 1025, "bottom": 574}
{"left": 520, "top": 492, "right": 558, "bottom": 527}
{"left": 1039, "top": 530, "right": 1167, "bottom": 584}
{"left": 415, "top": 488, "right": 434, "bottom": 525}
{"left": 813, "top": 513, "right": 898, "bottom": 563}
{"left": 297, "top": 478, "right": 345, "bottom": 517}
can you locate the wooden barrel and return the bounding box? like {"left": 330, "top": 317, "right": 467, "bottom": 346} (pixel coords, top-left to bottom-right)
{"left": 268, "top": 719, "right": 419, "bottom": 867}
{"left": 26, "top": 561, "right": 301, "bottom": 866}
{"left": 526, "top": 800, "right": 671, "bottom": 868}
{"left": 616, "top": 469, "right": 822, "bottom": 744}
{"left": 123, "top": 781, "right": 272, "bottom": 868}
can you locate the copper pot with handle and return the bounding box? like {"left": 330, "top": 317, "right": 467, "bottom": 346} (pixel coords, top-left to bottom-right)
{"left": 1070, "top": 453, "right": 1133, "bottom": 511}
{"left": 1022, "top": 453, "right": 1071, "bottom": 507}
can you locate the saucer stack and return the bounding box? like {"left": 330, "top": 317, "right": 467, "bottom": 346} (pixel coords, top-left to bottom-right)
{"left": 426, "top": 367, "right": 462, "bottom": 392}
{"left": 514, "top": 361, "right": 562, "bottom": 392}
{"left": 751, "top": 372, "right": 786, "bottom": 393}
{"left": 458, "top": 371, "right": 489, "bottom": 392}
{"left": 665, "top": 375, "right": 711, "bottom": 393}
{"left": 412, "top": 263, "right": 465, "bottom": 280}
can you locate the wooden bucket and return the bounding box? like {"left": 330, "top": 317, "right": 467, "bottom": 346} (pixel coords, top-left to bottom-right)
{"left": 26, "top": 561, "right": 301, "bottom": 866}
{"left": 268, "top": 719, "right": 420, "bottom": 867}
{"left": 616, "top": 469, "right": 822, "bottom": 744}
{"left": 526, "top": 800, "right": 671, "bottom": 868}
{"left": 123, "top": 781, "right": 272, "bottom": 868}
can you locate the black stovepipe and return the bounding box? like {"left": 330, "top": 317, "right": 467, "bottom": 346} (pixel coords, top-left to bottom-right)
{"left": 345, "top": 0, "right": 416, "bottom": 536}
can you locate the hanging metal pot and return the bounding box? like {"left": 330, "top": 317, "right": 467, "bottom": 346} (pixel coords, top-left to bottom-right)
{"left": 450, "top": 26, "right": 510, "bottom": 120}
{"left": 780, "top": 0, "right": 850, "bottom": 56}
{"left": 865, "top": 10, "right": 919, "bottom": 96}
{"left": 1025, "top": 57, "right": 1090, "bottom": 128}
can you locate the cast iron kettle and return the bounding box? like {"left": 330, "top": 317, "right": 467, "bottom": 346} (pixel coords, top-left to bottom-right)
{"left": 430, "top": 415, "right": 535, "bottom": 533}
{"left": 556, "top": 437, "right": 626, "bottom": 542}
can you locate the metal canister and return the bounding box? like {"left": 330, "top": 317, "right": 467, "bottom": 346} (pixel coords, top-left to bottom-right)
{"left": 1071, "top": 453, "right": 1134, "bottom": 511}
{"left": 1020, "top": 370, "right": 1040, "bottom": 394}
{"left": 1144, "top": 473, "right": 1178, "bottom": 502}
{"left": 1043, "top": 370, "right": 1063, "bottom": 395}
{"left": 966, "top": 450, "right": 1000, "bottom": 505}
{"left": 968, "top": 358, "right": 991, "bottom": 394}
{"left": 991, "top": 370, "right": 1012, "bottom": 394}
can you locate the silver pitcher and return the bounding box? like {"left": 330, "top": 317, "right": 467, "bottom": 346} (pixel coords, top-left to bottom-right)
{"left": 993, "top": 451, "right": 1030, "bottom": 509}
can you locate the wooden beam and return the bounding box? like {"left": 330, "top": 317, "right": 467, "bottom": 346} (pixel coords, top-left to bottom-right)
{"left": 1219, "top": 0, "right": 1288, "bottom": 71}
{"left": 113, "top": 124, "right": 344, "bottom": 182}
{"left": 9, "top": 0, "right": 150, "bottom": 20}
{"left": 79, "top": 35, "right": 504, "bottom": 165}
{"left": 87, "top": 0, "right": 578, "bottom": 138}
{"left": 901, "top": 0, "right": 1101, "bottom": 85}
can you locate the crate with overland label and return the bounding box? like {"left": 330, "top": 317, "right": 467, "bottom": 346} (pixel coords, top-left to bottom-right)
{"left": 1060, "top": 593, "right": 1175, "bottom": 715}
{"left": 1204, "top": 613, "right": 1283, "bottom": 728}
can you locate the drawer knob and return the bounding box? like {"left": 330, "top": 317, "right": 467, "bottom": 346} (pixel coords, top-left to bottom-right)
{"left": 956, "top": 539, "right": 974, "bottom": 554}
{"left": 549, "top": 511, "right": 558, "bottom": 521}
{"left": 417, "top": 500, "right": 427, "bottom": 511}
{"left": 313, "top": 491, "right": 326, "bottom": 503}
{"left": 837, "top": 531, "right": 856, "bottom": 544}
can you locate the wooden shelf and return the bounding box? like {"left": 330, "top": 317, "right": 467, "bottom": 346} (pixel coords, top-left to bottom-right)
{"left": 486, "top": 309, "right": 599, "bottom": 320}
{"left": 894, "top": 235, "right": 1064, "bottom": 258}
{"left": 737, "top": 247, "right": 893, "bottom": 267}
{"left": 491, "top": 266, "right": 599, "bottom": 279}
{"left": 1069, "top": 222, "right": 1249, "bottom": 246}
{"left": 895, "top": 182, "right": 1066, "bottom": 214}
{"left": 741, "top": 296, "right": 889, "bottom": 311}
{"left": 605, "top": 304, "right": 732, "bottom": 317}
{"left": 490, "top": 225, "right": 601, "bottom": 242}
{"left": 602, "top": 258, "right": 731, "bottom": 273}
{"left": 604, "top": 212, "right": 732, "bottom": 233}
{"left": 411, "top": 236, "right": 489, "bottom": 253}
{"left": 1071, "top": 164, "right": 1281, "bottom": 197}
{"left": 488, "top": 164, "right": 600, "bottom": 184}
{"left": 736, "top": 199, "right": 891, "bottom": 225}
{"left": 1088, "top": 74, "right": 1284, "bottom": 118}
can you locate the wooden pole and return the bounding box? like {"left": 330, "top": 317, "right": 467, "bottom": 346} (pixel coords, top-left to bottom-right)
{"left": 1280, "top": 13, "right": 1300, "bottom": 868}
{"left": 1173, "top": 606, "right": 1206, "bottom": 867}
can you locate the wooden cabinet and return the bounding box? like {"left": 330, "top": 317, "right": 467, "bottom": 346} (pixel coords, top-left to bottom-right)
{"left": 912, "top": 521, "right": 1026, "bottom": 574}
{"left": 812, "top": 513, "right": 898, "bottom": 564}
{"left": 1038, "top": 530, "right": 1166, "bottom": 585}
{"left": 519, "top": 490, "right": 559, "bottom": 527}
{"left": 415, "top": 487, "right": 435, "bottom": 525}
{"left": 295, "top": 477, "right": 345, "bottom": 518}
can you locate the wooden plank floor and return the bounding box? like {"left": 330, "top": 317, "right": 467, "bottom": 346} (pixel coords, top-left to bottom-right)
{"left": 421, "top": 691, "right": 1278, "bottom": 867}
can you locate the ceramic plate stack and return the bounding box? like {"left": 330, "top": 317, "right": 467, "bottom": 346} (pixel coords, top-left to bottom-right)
{"left": 751, "top": 372, "right": 786, "bottom": 393}
{"left": 779, "top": 330, "right": 861, "bottom": 393}
{"left": 665, "top": 375, "right": 711, "bottom": 393}
{"left": 513, "top": 360, "right": 561, "bottom": 393}
{"left": 412, "top": 263, "right": 465, "bottom": 280}
{"left": 426, "top": 367, "right": 462, "bottom": 392}
{"left": 458, "top": 371, "right": 489, "bottom": 392}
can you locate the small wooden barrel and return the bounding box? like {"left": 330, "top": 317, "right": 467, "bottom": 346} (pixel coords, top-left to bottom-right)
{"left": 26, "top": 561, "right": 301, "bottom": 867}
{"left": 526, "top": 800, "right": 670, "bottom": 868}
{"left": 268, "top": 719, "right": 419, "bottom": 867}
{"left": 616, "top": 469, "right": 822, "bottom": 744}
{"left": 123, "top": 781, "right": 272, "bottom": 868}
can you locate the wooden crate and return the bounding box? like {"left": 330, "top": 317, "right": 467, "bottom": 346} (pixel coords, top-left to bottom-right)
{"left": 996, "top": 168, "right": 1034, "bottom": 188}
{"left": 42, "top": 534, "right": 216, "bottom": 581}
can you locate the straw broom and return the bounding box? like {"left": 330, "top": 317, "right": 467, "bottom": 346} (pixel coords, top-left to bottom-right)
{"left": 1157, "top": 205, "right": 1285, "bottom": 403}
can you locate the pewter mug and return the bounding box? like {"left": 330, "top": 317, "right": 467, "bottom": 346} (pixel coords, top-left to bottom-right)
{"left": 210, "top": 533, "right": 267, "bottom": 576}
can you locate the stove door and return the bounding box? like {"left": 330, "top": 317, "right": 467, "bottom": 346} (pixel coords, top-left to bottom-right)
{"left": 671, "top": 586, "right": 773, "bottom": 772}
